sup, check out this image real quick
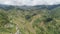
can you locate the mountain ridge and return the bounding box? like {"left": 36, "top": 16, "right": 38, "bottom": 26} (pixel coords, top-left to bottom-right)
{"left": 0, "top": 4, "right": 60, "bottom": 10}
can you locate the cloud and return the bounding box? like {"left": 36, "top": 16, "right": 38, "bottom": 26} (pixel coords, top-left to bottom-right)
{"left": 0, "top": 0, "right": 60, "bottom": 6}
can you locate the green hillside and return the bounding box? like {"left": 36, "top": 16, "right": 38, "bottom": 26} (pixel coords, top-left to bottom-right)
{"left": 0, "top": 7, "right": 60, "bottom": 34}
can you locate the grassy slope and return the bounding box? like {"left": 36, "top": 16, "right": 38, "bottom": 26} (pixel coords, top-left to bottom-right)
{"left": 0, "top": 7, "right": 60, "bottom": 34}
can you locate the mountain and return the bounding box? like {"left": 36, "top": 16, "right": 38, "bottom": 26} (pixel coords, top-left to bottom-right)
{"left": 0, "top": 4, "right": 60, "bottom": 10}
{"left": 0, "top": 4, "right": 15, "bottom": 10}
{"left": 0, "top": 4, "right": 60, "bottom": 34}
{"left": 32, "top": 4, "right": 60, "bottom": 10}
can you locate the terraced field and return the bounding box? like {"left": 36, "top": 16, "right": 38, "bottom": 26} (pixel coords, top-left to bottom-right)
{"left": 0, "top": 7, "right": 60, "bottom": 34}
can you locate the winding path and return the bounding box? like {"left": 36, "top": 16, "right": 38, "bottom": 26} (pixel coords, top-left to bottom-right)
{"left": 15, "top": 24, "right": 21, "bottom": 34}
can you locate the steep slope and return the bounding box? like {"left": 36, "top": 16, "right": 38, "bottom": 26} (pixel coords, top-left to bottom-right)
{"left": 51, "top": 6, "right": 60, "bottom": 19}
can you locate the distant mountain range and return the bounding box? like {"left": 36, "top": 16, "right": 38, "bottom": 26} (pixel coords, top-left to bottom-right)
{"left": 0, "top": 4, "right": 60, "bottom": 10}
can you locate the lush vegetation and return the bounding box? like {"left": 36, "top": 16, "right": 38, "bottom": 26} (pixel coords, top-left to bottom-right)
{"left": 0, "top": 7, "right": 60, "bottom": 34}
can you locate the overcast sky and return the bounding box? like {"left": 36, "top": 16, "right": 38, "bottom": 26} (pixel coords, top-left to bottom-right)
{"left": 0, "top": 0, "right": 60, "bottom": 6}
